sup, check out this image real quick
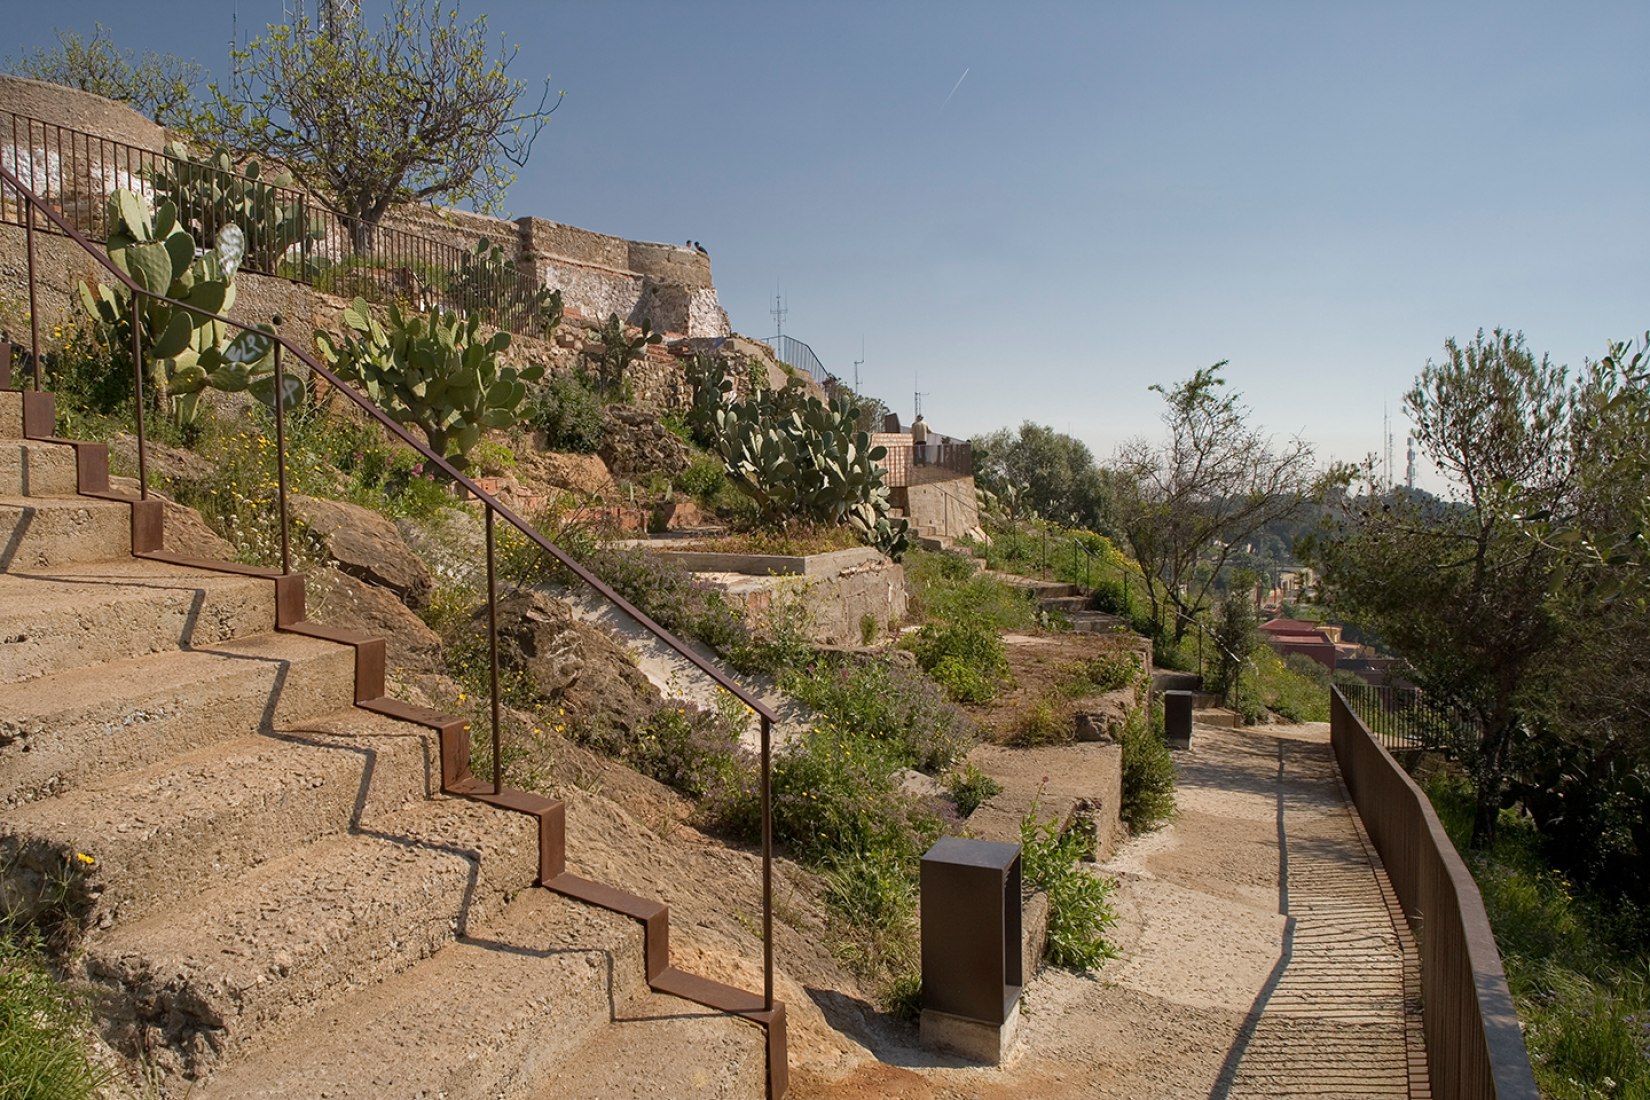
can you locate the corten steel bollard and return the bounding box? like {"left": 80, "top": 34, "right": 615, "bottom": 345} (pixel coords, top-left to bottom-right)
{"left": 919, "top": 837, "right": 1023, "bottom": 1063}
{"left": 1164, "top": 689, "right": 1193, "bottom": 749}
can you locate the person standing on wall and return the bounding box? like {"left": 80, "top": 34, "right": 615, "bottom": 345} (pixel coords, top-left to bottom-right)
{"left": 911, "top": 414, "right": 929, "bottom": 466}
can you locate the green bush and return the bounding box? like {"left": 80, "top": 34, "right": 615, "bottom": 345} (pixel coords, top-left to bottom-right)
{"left": 530, "top": 371, "right": 606, "bottom": 454}
{"left": 768, "top": 722, "right": 943, "bottom": 867}
{"left": 1119, "top": 702, "right": 1176, "bottom": 831}
{"left": 782, "top": 655, "right": 972, "bottom": 774}
{"left": 0, "top": 931, "right": 110, "bottom": 1100}
{"left": 673, "top": 455, "right": 726, "bottom": 502}
{"left": 820, "top": 849, "right": 922, "bottom": 1018}
{"left": 1007, "top": 695, "right": 1073, "bottom": 747}
{"left": 1423, "top": 773, "right": 1650, "bottom": 1100}
{"left": 909, "top": 620, "right": 1013, "bottom": 704}
{"left": 1250, "top": 646, "right": 1329, "bottom": 723}
{"left": 1019, "top": 814, "right": 1118, "bottom": 970}
{"left": 1059, "top": 649, "right": 1143, "bottom": 697}
{"left": 946, "top": 761, "right": 1002, "bottom": 816}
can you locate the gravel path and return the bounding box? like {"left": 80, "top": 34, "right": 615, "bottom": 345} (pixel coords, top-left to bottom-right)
{"left": 794, "top": 720, "right": 1428, "bottom": 1098}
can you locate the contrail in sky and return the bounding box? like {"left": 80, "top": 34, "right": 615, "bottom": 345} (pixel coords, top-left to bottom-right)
{"left": 941, "top": 68, "right": 970, "bottom": 110}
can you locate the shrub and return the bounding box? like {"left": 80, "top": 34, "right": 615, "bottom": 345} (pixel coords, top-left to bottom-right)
{"left": 769, "top": 722, "right": 942, "bottom": 868}
{"left": 1250, "top": 646, "right": 1330, "bottom": 723}
{"left": 946, "top": 761, "right": 1002, "bottom": 817}
{"left": 1019, "top": 813, "right": 1118, "bottom": 970}
{"left": 820, "top": 849, "right": 923, "bottom": 1018}
{"left": 1058, "top": 649, "right": 1143, "bottom": 698}
{"left": 0, "top": 930, "right": 111, "bottom": 1100}
{"left": 673, "top": 455, "right": 726, "bottom": 502}
{"left": 1119, "top": 703, "right": 1176, "bottom": 831}
{"left": 1007, "top": 695, "right": 1074, "bottom": 747}
{"left": 530, "top": 371, "right": 606, "bottom": 454}
{"left": 782, "top": 655, "right": 972, "bottom": 774}
{"left": 909, "top": 620, "right": 1012, "bottom": 704}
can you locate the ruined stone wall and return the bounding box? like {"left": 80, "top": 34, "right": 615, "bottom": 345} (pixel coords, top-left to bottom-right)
{"left": 2, "top": 79, "right": 733, "bottom": 340}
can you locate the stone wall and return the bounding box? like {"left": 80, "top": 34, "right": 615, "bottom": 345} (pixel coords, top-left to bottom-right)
{"left": 0, "top": 76, "right": 165, "bottom": 151}
{"left": 898, "top": 476, "right": 982, "bottom": 541}
{"left": 2, "top": 78, "right": 732, "bottom": 340}
{"left": 685, "top": 549, "right": 908, "bottom": 646}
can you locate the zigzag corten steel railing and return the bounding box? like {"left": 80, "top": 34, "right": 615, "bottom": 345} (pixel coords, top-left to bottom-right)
{"left": 1330, "top": 687, "right": 1538, "bottom": 1100}
{"left": 1, "top": 161, "right": 786, "bottom": 1092}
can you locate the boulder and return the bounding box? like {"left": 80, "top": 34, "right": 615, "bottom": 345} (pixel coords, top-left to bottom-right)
{"left": 598, "top": 405, "right": 690, "bottom": 480}
{"left": 293, "top": 495, "right": 432, "bottom": 609}
{"left": 308, "top": 568, "right": 445, "bottom": 674}
{"left": 474, "top": 590, "right": 661, "bottom": 737}
{"left": 161, "top": 502, "right": 236, "bottom": 561}
{"left": 1072, "top": 688, "right": 1136, "bottom": 743}
{"left": 516, "top": 449, "right": 618, "bottom": 500}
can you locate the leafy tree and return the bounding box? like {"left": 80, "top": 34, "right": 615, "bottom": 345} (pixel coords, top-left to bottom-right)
{"left": 198, "top": 1, "right": 561, "bottom": 250}
{"left": 973, "top": 421, "right": 1113, "bottom": 531}
{"left": 1315, "top": 330, "right": 1576, "bottom": 846}
{"left": 7, "top": 23, "right": 203, "bottom": 127}
{"left": 1110, "top": 363, "right": 1318, "bottom": 645}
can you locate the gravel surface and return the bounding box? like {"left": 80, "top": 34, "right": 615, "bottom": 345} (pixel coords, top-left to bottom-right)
{"left": 791, "top": 720, "right": 1426, "bottom": 1099}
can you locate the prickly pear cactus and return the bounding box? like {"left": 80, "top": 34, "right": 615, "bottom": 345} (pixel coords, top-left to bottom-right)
{"left": 78, "top": 189, "right": 277, "bottom": 426}
{"left": 150, "top": 142, "right": 323, "bottom": 273}
{"left": 692, "top": 362, "right": 910, "bottom": 559}
{"left": 314, "top": 297, "right": 545, "bottom": 470}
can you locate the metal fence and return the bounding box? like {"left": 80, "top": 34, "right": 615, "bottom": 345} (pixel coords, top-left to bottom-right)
{"left": 762, "top": 334, "right": 827, "bottom": 383}
{"left": 1337, "top": 682, "right": 1478, "bottom": 759}
{"left": 0, "top": 109, "right": 551, "bottom": 335}
{"left": 1330, "top": 689, "right": 1538, "bottom": 1100}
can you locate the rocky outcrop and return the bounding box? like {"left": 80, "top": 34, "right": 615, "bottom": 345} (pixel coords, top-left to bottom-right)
{"left": 293, "top": 495, "right": 433, "bottom": 609}
{"left": 309, "top": 567, "right": 445, "bottom": 674}
{"left": 477, "top": 590, "right": 661, "bottom": 738}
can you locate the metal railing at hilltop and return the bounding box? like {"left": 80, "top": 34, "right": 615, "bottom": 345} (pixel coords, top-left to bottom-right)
{"left": 0, "top": 109, "right": 550, "bottom": 335}
{"left": 761, "top": 334, "right": 826, "bottom": 383}
{"left": 0, "top": 159, "right": 786, "bottom": 1092}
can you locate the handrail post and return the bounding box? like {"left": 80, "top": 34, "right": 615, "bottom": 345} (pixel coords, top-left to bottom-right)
{"left": 272, "top": 344, "right": 292, "bottom": 575}
{"left": 131, "top": 297, "right": 147, "bottom": 500}
{"left": 486, "top": 507, "right": 502, "bottom": 795}
{"left": 26, "top": 198, "right": 40, "bottom": 389}
{"left": 760, "top": 711, "right": 774, "bottom": 1011}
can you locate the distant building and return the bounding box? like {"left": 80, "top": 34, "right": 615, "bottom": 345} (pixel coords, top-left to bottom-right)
{"left": 1259, "top": 617, "right": 1339, "bottom": 669}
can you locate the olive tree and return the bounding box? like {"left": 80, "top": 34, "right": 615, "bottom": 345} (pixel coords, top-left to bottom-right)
{"left": 1314, "top": 329, "right": 1576, "bottom": 846}
{"left": 199, "top": 0, "right": 560, "bottom": 250}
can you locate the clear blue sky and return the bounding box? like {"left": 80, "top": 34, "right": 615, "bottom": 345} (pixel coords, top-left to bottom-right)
{"left": 7, "top": 1, "right": 1648, "bottom": 488}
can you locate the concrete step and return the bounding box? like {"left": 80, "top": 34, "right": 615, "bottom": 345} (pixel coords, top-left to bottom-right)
{"left": 193, "top": 889, "right": 651, "bottom": 1099}
{"left": 1, "top": 711, "right": 437, "bottom": 930}
{"left": 86, "top": 795, "right": 540, "bottom": 1080}
{"left": 0, "top": 493, "right": 132, "bottom": 570}
{"left": 0, "top": 559, "right": 277, "bottom": 685}
{"left": 1066, "top": 611, "right": 1129, "bottom": 634}
{"left": 531, "top": 991, "right": 767, "bottom": 1100}
{"left": 1040, "top": 594, "right": 1090, "bottom": 612}
{"left": 0, "top": 390, "right": 22, "bottom": 439}
{"left": 0, "top": 438, "right": 79, "bottom": 496}
{"left": 0, "top": 631, "right": 359, "bottom": 809}
{"left": 1194, "top": 707, "right": 1242, "bottom": 728}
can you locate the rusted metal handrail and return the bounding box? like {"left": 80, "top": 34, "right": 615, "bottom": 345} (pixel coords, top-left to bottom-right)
{"left": 1, "top": 161, "right": 779, "bottom": 1013}
{"left": 1330, "top": 687, "right": 1538, "bottom": 1100}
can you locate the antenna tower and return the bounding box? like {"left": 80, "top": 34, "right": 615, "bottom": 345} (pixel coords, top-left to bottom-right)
{"left": 1383, "top": 406, "right": 1394, "bottom": 491}
{"left": 853, "top": 337, "right": 864, "bottom": 392}
{"left": 1406, "top": 435, "right": 1417, "bottom": 491}
{"left": 770, "top": 292, "right": 787, "bottom": 342}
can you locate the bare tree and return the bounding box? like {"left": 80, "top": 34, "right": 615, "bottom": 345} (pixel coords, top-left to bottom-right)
{"left": 1110, "top": 363, "right": 1317, "bottom": 644}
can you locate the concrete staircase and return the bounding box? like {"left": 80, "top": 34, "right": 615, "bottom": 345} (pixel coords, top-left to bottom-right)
{"left": 0, "top": 386, "right": 777, "bottom": 1097}
{"left": 986, "top": 572, "right": 1129, "bottom": 634}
